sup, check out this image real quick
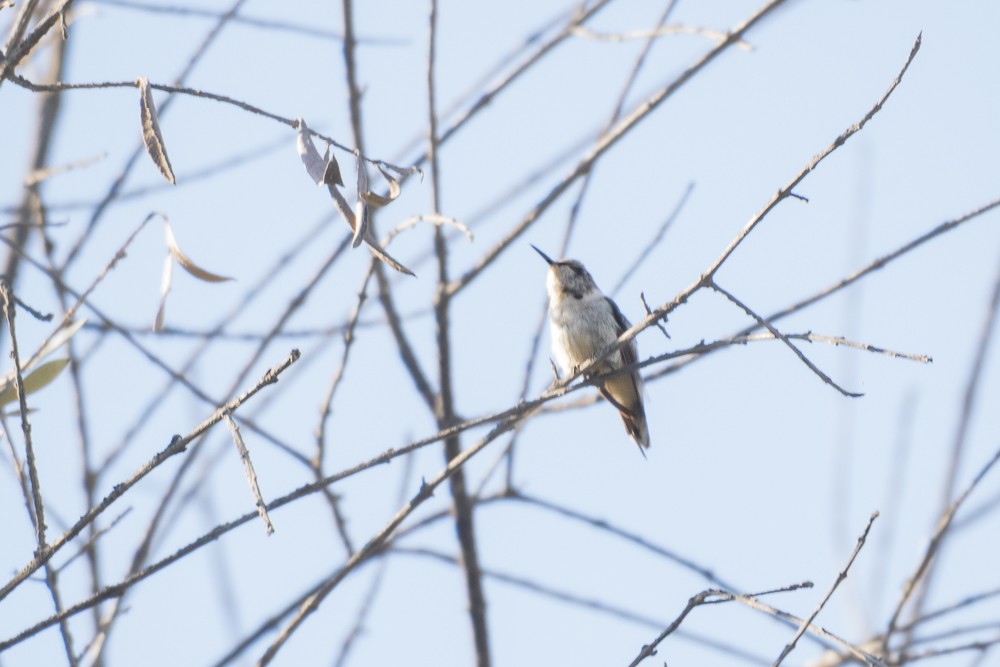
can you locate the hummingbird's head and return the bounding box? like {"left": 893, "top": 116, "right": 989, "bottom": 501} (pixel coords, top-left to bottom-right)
{"left": 531, "top": 245, "right": 598, "bottom": 300}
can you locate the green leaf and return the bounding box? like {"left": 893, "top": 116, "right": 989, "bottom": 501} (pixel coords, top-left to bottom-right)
{"left": 0, "top": 358, "right": 71, "bottom": 408}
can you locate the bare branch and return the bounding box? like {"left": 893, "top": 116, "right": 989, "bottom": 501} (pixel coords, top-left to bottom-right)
{"left": 447, "top": 0, "right": 792, "bottom": 296}
{"left": 571, "top": 24, "right": 753, "bottom": 51}
{"left": 773, "top": 512, "right": 879, "bottom": 665}
{"left": 544, "top": 32, "right": 924, "bottom": 397}
{"left": 0, "top": 282, "right": 47, "bottom": 547}
{"left": 884, "top": 441, "right": 1000, "bottom": 651}
{"left": 223, "top": 410, "right": 274, "bottom": 535}
{"left": 0, "top": 349, "right": 300, "bottom": 607}
{"left": 702, "top": 33, "right": 922, "bottom": 278}
{"left": 710, "top": 280, "right": 863, "bottom": 397}
{"left": 628, "top": 582, "right": 820, "bottom": 667}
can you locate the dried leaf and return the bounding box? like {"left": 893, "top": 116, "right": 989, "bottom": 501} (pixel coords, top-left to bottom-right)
{"left": 137, "top": 77, "right": 176, "bottom": 185}
{"left": 352, "top": 150, "right": 369, "bottom": 248}
{"left": 322, "top": 144, "right": 344, "bottom": 187}
{"left": 32, "top": 319, "right": 86, "bottom": 366}
{"left": 327, "top": 180, "right": 414, "bottom": 275}
{"left": 360, "top": 191, "right": 390, "bottom": 207}
{"left": 366, "top": 241, "right": 415, "bottom": 277}
{"left": 352, "top": 199, "right": 368, "bottom": 249}
{"left": 378, "top": 164, "right": 402, "bottom": 198}
{"left": 390, "top": 215, "right": 474, "bottom": 243}
{"left": 296, "top": 118, "right": 326, "bottom": 185}
{"left": 24, "top": 153, "right": 106, "bottom": 187}
{"left": 360, "top": 163, "right": 402, "bottom": 207}
{"left": 0, "top": 318, "right": 87, "bottom": 400}
{"left": 0, "top": 358, "right": 71, "bottom": 408}
{"left": 164, "top": 219, "right": 234, "bottom": 283}
{"left": 318, "top": 151, "right": 414, "bottom": 275}
{"left": 154, "top": 254, "right": 173, "bottom": 331}
{"left": 328, "top": 182, "right": 357, "bottom": 235}
{"left": 377, "top": 160, "right": 423, "bottom": 181}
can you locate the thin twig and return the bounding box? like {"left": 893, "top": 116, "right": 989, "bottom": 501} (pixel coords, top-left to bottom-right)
{"left": 723, "top": 590, "right": 886, "bottom": 667}
{"left": 710, "top": 279, "right": 862, "bottom": 397}
{"left": 640, "top": 196, "right": 1000, "bottom": 388}
{"left": 797, "top": 333, "right": 930, "bottom": 363}
{"left": 512, "top": 491, "right": 735, "bottom": 587}
{"left": 701, "top": 33, "right": 922, "bottom": 279}
{"left": 402, "top": 542, "right": 775, "bottom": 665}
{"left": 429, "top": 0, "right": 617, "bottom": 155}
{"left": 496, "top": 31, "right": 923, "bottom": 405}
{"left": 640, "top": 292, "right": 671, "bottom": 339}
{"left": 313, "top": 264, "right": 377, "bottom": 556}
{"left": 223, "top": 410, "right": 274, "bottom": 535}
{"left": 571, "top": 24, "right": 753, "bottom": 51}
{"left": 26, "top": 212, "right": 155, "bottom": 371}
{"left": 612, "top": 181, "right": 694, "bottom": 297}
{"left": 0, "top": 283, "right": 46, "bottom": 547}
{"left": 911, "top": 237, "right": 1000, "bottom": 620}
{"left": 0, "top": 0, "right": 72, "bottom": 86}
{"left": 0, "top": 230, "right": 311, "bottom": 464}
{"left": 447, "top": 0, "right": 791, "bottom": 297}
{"left": 627, "top": 583, "right": 816, "bottom": 667}
{"left": 57, "top": 0, "right": 254, "bottom": 272}
{"left": 496, "top": 0, "right": 682, "bottom": 488}
{"left": 333, "top": 452, "right": 410, "bottom": 666}
{"left": 86, "top": 0, "right": 399, "bottom": 42}
{"left": 0, "top": 283, "right": 79, "bottom": 664}
{"left": 747, "top": 197, "right": 1000, "bottom": 338}
{"left": 253, "top": 404, "right": 537, "bottom": 665}
{"left": 427, "top": 1, "right": 490, "bottom": 663}
{"left": 773, "top": 511, "right": 879, "bottom": 666}
{"left": 884, "top": 443, "right": 1000, "bottom": 653}
{"left": 895, "top": 635, "right": 1000, "bottom": 664}
{"left": 97, "top": 215, "right": 331, "bottom": 475}
{"left": 901, "top": 587, "right": 1000, "bottom": 636}
{"left": 0, "top": 349, "right": 300, "bottom": 606}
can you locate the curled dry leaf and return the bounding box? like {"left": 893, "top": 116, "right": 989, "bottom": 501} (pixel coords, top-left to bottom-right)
{"left": 352, "top": 150, "right": 369, "bottom": 248}
{"left": 296, "top": 118, "right": 326, "bottom": 185}
{"left": 154, "top": 219, "right": 233, "bottom": 331}
{"left": 137, "top": 77, "right": 176, "bottom": 185}
{"left": 322, "top": 144, "right": 344, "bottom": 187}
{"left": 366, "top": 242, "right": 415, "bottom": 277}
{"left": 305, "top": 139, "right": 416, "bottom": 275}
{"left": 0, "top": 358, "right": 71, "bottom": 408}
{"left": 360, "top": 164, "right": 403, "bottom": 208}
{"left": 353, "top": 199, "right": 368, "bottom": 249}
{"left": 390, "top": 215, "right": 474, "bottom": 243}
{"left": 154, "top": 253, "right": 173, "bottom": 331}
{"left": 376, "top": 160, "right": 424, "bottom": 181}
{"left": 297, "top": 119, "right": 345, "bottom": 188}
{"left": 327, "top": 180, "right": 414, "bottom": 276}
{"left": 164, "top": 218, "right": 234, "bottom": 283}
{"left": 29, "top": 318, "right": 86, "bottom": 368}
{"left": 328, "top": 181, "right": 356, "bottom": 235}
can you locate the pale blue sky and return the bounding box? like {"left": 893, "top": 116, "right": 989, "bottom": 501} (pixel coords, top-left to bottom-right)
{"left": 2, "top": 1, "right": 999, "bottom": 665}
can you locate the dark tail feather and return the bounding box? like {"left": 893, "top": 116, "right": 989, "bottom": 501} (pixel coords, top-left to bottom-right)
{"left": 621, "top": 412, "right": 650, "bottom": 456}
{"left": 599, "top": 386, "right": 651, "bottom": 454}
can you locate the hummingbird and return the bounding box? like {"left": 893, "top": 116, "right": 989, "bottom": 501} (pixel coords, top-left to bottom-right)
{"left": 532, "top": 245, "right": 651, "bottom": 453}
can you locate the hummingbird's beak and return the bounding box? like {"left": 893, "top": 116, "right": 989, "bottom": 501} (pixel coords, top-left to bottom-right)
{"left": 531, "top": 244, "right": 554, "bottom": 266}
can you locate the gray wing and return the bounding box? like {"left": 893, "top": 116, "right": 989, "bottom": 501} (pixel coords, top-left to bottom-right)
{"left": 602, "top": 297, "right": 649, "bottom": 451}
{"left": 604, "top": 297, "right": 637, "bottom": 369}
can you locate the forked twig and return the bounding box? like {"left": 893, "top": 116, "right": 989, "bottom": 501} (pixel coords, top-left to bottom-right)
{"left": 773, "top": 512, "right": 880, "bottom": 665}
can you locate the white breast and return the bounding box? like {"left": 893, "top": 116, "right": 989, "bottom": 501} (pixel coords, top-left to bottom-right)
{"left": 547, "top": 289, "right": 619, "bottom": 375}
